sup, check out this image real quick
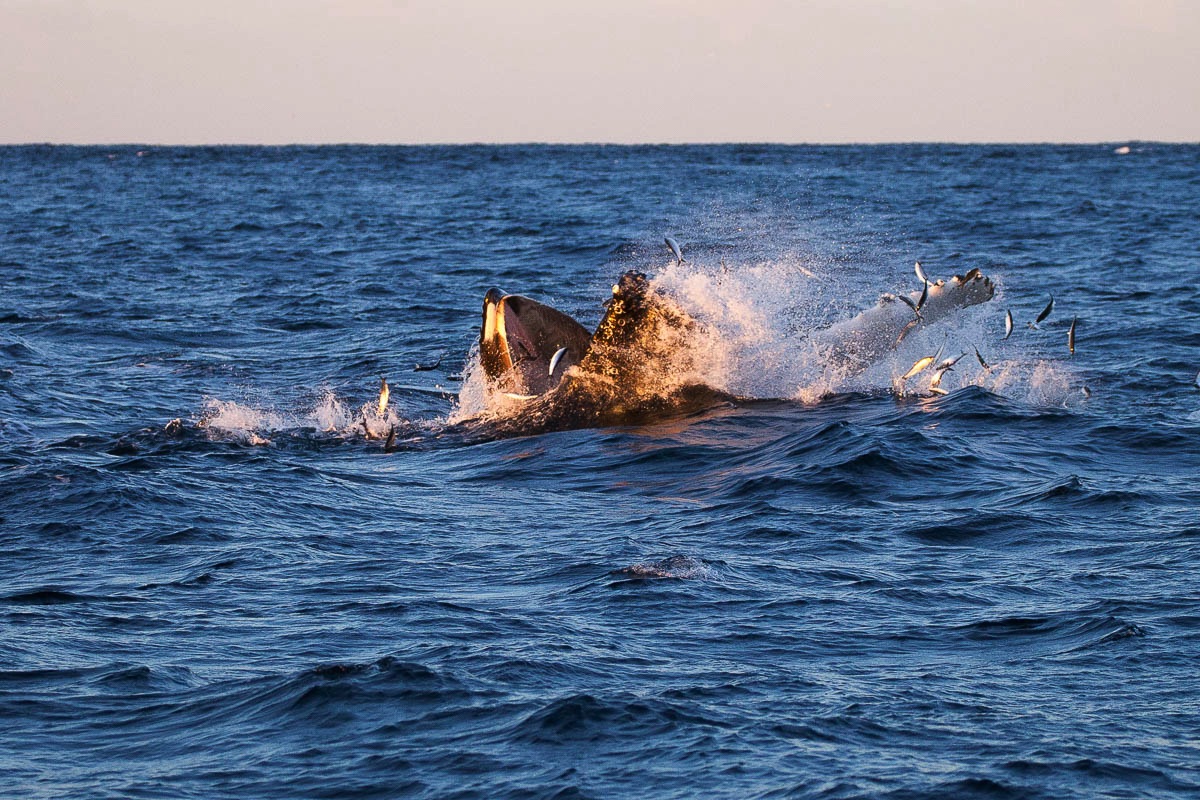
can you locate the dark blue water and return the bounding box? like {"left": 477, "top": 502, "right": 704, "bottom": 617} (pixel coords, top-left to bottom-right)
{"left": 2, "top": 144, "right": 1199, "bottom": 799}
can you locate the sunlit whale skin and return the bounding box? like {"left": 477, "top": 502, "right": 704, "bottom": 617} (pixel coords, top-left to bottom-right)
{"left": 475, "top": 267, "right": 995, "bottom": 433}
{"left": 478, "top": 272, "right": 731, "bottom": 432}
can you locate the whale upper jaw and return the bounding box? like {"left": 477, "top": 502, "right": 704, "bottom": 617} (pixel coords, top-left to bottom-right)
{"left": 479, "top": 289, "right": 592, "bottom": 396}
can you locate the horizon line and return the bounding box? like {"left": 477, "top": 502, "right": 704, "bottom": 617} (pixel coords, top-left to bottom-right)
{"left": 3, "top": 139, "right": 1195, "bottom": 148}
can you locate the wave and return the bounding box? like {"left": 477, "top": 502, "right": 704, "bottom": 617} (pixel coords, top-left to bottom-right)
{"left": 950, "top": 604, "right": 1148, "bottom": 657}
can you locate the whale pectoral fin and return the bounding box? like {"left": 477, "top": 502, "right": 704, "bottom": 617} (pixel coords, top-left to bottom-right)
{"left": 817, "top": 268, "right": 996, "bottom": 376}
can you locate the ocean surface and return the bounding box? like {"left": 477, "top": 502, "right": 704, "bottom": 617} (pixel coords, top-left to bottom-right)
{"left": 2, "top": 143, "right": 1198, "bottom": 799}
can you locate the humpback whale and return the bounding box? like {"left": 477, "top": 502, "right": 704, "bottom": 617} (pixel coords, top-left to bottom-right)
{"left": 474, "top": 265, "right": 995, "bottom": 432}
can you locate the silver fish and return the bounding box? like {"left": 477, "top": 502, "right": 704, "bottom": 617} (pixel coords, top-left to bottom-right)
{"left": 974, "top": 346, "right": 991, "bottom": 371}
{"left": 1031, "top": 295, "right": 1054, "bottom": 328}
{"left": 1004, "top": 309, "right": 1013, "bottom": 339}
{"left": 917, "top": 279, "right": 929, "bottom": 312}
{"left": 1068, "top": 316, "right": 1077, "bottom": 355}
{"left": 935, "top": 351, "right": 966, "bottom": 372}
{"left": 914, "top": 261, "right": 928, "bottom": 285}
{"left": 377, "top": 377, "right": 390, "bottom": 416}
{"left": 902, "top": 357, "right": 936, "bottom": 381}
{"left": 664, "top": 236, "right": 685, "bottom": 264}
{"left": 894, "top": 318, "right": 920, "bottom": 346}
{"left": 548, "top": 346, "right": 568, "bottom": 376}
{"left": 901, "top": 350, "right": 941, "bottom": 381}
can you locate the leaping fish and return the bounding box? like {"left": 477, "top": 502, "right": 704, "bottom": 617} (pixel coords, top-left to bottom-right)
{"left": 901, "top": 348, "right": 942, "bottom": 382}
{"left": 894, "top": 317, "right": 920, "bottom": 346}
{"left": 1068, "top": 317, "right": 1077, "bottom": 355}
{"left": 914, "top": 261, "right": 929, "bottom": 285}
{"left": 928, "top": 350, "right": 964, "bottom": 393}
{"left": 974, "top": 346, "right": 991, "bottom": 371}
{"left": 1004, "top": 309, "right": 1013, "bottom": 339}
{"left": 413, "top": 355, "right": 443, "bottom": 372}
{"left": 664, "top": 236, "right": 685, "bottom": 264}
{"left": 548, "top": 346, "right": 568, "bottom": 376}
{"left": 898, "top": 293, "right": 922, "bottom": 319}
{"left": 377, "top": 377, "right": 390, "bottom": 416}
{"left": 935, "top": 351, "right": 967, "bottom": 372}
{"left": 1029, "top": 295, "right": 1054, "bottom": 329}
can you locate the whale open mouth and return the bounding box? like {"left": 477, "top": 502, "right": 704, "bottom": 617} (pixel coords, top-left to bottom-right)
{"left": 480, "top": 288, "right": 592, "bottom": 395}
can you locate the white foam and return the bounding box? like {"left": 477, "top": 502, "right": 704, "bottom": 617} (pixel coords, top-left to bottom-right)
{"left": 653, "top": 258, "right": 1024, "bottom": 403}
{"left": 198, "top": 388, "right": 408, "bottom": 442}
{"left": 310, "top": 390, "right": 352, "bottom": 432}
{"left": 201, "top": 398, "right": 288, "bottom": 434}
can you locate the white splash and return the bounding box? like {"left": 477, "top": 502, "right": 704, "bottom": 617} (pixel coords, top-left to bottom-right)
{"left": 978, "top": 359, "right": 1076, "bottom": 407}
{"left": 652, "top": 257, "right": 1045, "bottom": 404}
{"left": 198, "top": 399, "right": 286, "bottom": 445}
{"left": 311, "top": 390, "right": 352, "bottom": 432}
{"left": 200, "top": 398, "right": 286, "bottom": 431}
{"left": 198, "top": 389, "right": 406, "bottom": 443}
{"left": 447, "top": 342, "right": 491, "bottom": 424}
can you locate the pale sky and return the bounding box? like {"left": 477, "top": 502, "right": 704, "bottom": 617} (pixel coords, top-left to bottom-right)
{"left": 3, "top": 0, "right": 1198, "bottom": 144}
